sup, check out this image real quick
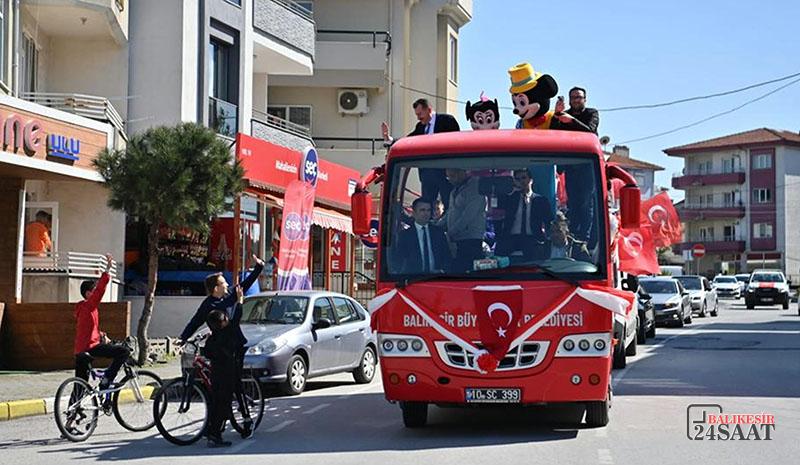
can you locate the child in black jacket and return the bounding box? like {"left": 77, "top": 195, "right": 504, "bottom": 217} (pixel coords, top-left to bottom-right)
{"left": 204, "top": 286, "right": 252, "bottom": 447}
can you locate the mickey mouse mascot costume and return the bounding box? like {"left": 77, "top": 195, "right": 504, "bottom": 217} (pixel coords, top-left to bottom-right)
{"left": 508, "top": 62, "right": 559, "bottom": 129}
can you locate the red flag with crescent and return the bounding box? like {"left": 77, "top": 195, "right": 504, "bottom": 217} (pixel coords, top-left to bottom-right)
{"left": 640, "top": 192, "right": 682, "bottom": 247}
{"left": 472, "top": 285, "right": 523, "bottom": 368}
{"left": 618, "top": 226, "right": 660, "bottom": 275}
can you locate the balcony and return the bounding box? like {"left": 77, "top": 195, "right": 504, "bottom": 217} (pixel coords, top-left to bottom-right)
{"left": 679, "top": 203, "right": 746, "bottom": 220}
{"left": 22, "top": 92, "right": 126, "bottom": 138}
{"left": 672, "top": 169, "right": 745, "bottom": 189}
{"left": 251, "top": 109, "right": 313, "bottom": 152}
{"left": 270, "top": 30, "right": 390, "bottom": 88}
{"left": 678, "top": 240, "right": 746, "bottom": 254}
{"left": 23, "top": 0, "right": 128, "bottom": 44}
{"left": 313, "top": 137, "right": 386, "bottom": 174}
{"left": 209, "top": 97, "right": 239, "bottom": 138}
{"left": 253, "top": 0, "right": 315, "bottom": 75}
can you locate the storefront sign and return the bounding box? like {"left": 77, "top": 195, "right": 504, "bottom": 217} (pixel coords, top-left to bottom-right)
{"left": 302, "top": 147, "right": 319, "bottom": 186}
{"left": 0, "top": 100, "right": 107, "bottom": 171}
{"left": 329, "top": 231, "right": 346, "bottom": 272}
{"left": 237, "top": 134, "right": 359, "bottom": 210}
{"left": 360, "top": 219, "right": 379, "bottom": 248}
{"left": 277, "top": 180, "right": 315, "bottom": 290}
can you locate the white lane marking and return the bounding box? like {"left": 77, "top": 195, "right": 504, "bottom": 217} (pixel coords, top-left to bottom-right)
{"left": 597, "top": 448, "right": 614, "bottom": 464}
{"left": 266, "top": 420, "right": 295, "bottom": 432}
{"left": 303, "top": 403, "right": 331, "bottom": 415}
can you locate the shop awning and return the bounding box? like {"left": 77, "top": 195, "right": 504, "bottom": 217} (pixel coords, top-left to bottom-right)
{"left": 262, "top": 194, "right": 353, "bottom": 235}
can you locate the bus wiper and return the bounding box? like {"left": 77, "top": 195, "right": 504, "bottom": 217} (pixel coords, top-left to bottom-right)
{"left": 476, "top": 262, "right": 580, "bottom": 287}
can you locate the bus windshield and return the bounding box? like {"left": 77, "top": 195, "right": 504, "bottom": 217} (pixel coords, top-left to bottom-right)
{"left": 381, "top": 153, "right": 604, "bottom": 280}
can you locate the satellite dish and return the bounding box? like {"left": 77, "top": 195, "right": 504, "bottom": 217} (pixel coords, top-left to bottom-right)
{"left": 599, "top": 135, "right": 611, "bottom": 146}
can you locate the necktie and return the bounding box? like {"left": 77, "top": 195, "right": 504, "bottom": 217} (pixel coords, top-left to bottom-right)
{"left": 524, "top": 196, "right": 531, "bottom": 236}
{"left": 422, "top": 226, "right": 431, "bottom": 272}
{"left": 424, "top": 122, "right": 431, "bottom": 134}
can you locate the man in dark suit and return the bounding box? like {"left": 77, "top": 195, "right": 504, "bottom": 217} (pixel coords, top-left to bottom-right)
{"left": 394, "top": 198, "right": 451, "bottom": 274}
{"left": 551, "top": 86, "right": 599, "bottom": 134}
{"left": 496, "top": 168, "right": 554, "bottom": 260}
{"left": 381, "top": 98, "right": 460, "bottom": 208}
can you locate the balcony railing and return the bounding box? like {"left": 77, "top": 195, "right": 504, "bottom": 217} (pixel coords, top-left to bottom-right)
{"left": 316, "top": 30, "right": 392, "bottom": 56}
{"left": 209, "top": 96, "right": 238, "bottom": 138}
{"left": 252, "top": 109, "right": 311, "bottom": 139}
{"left": 679, "top": 202, "right": 745, "bottom": 220}
{"left": 313, "top": 137, "right": 384, "bottom": 155}
{"left": 672, "top": 170, "right": 745, "bottom": 189}
{"left": 678, "top": 240, "right": 746, "bottom": 253}
{"left": 22, "top": 92, "right": 126, "bottom": 137}
{"left": 272, "top": 0, "right": 312, "bottom": 21}
{"left": 23, "top": 251, "right": 119, "bottom": 279}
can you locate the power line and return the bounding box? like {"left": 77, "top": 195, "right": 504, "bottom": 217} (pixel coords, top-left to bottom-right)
{"left": 598, "top": 71, "right": 800, "bottom": 112}
{"left": 618, "top": 76, "right": 800, "bottom": 145}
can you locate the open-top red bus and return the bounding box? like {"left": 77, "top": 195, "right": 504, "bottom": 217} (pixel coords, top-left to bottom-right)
{"left": 351, "top": 129, "right": 640, "bottom": 428}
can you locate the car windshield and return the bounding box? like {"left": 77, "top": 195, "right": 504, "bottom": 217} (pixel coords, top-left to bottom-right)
{"left": 751, "top": 273, "right": 783, "bottom": 283}
{"left": 675, "top": 276, "right": 702, "bottom": 290}
{"left": 641, "top": 280, "right": 678, "bottom": 294}
{"left": 382, "top": 153, "right": 604, "bottom": 280}
{"left": 714, "top": 277, "right": 737, "bottom": 284}
{"left": 735, "top": 275, "right": 750, "bottom": 282}
{"left": 241, "top": 296, "right": 309, "bottom": 324}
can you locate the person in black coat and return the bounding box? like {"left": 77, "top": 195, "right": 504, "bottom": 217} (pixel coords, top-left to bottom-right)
{"left": 496, "top": 169, "right": 554, "bottom": 260}
{"left": 393, "top": 198, "right": 451, "bottom": 274}
{"left": 551, "top": 86, "right": 599, "bottom": 134}
{"left": 381, "top": 98, "right": 460, "bottom": 209}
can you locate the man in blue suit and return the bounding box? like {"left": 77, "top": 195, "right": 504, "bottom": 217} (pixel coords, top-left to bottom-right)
{"left": 394, "top": 198, "right": 451, "bottom": 274}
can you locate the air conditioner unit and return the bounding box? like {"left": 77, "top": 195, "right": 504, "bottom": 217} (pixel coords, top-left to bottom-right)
{"left": 337, "top": 89, "right": 369, "bottom": 115}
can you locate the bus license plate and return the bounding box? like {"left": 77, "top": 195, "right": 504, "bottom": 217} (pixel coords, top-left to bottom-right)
{"left": 762, "top": 298, "right": 773, "bottom": 302}
{"left": 465, "top": 388, "right": 521, "bottom": 404}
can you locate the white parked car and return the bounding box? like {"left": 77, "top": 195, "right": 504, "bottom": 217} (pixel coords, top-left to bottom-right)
{"left": 713, "top": 275, "right": 741, "bottom": 299}
{"left": 674, "top": 275, "right": 718, "bottom": 317}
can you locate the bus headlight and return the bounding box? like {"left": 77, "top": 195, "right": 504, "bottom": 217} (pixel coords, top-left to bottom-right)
{"left": 378, "top": 334, "right": 430, "bottom": 357}
{"left": 556, "top": 333, "right": 611, "bottom": 357}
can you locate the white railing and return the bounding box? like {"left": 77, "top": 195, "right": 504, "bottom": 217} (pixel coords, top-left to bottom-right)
{"left": 672, "top": 167, "right": 745, "bottom": 177}
{"left": 252, "top": 109, "right": 312, "bottom": 139}
{"left": 23, "top": 251, "right": 118, "bottom": 279}
{"left": 21, "top": 92, "right": 126, "bottom": 138}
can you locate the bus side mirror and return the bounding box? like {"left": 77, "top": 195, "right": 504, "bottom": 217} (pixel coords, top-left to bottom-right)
{"left": 352, "top": 191, "right": 372, "bottom": 235}
{"left": 619, "top": 186, "right": 641, "bottom": 229}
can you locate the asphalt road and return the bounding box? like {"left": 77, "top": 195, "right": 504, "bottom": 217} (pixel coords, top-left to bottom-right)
{"left": 1, "top": 299, "right": 798, "bottom": 464}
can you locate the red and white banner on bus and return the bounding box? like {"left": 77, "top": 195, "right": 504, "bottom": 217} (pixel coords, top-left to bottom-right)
{"left": 277, "top": 179, "right": 315, "bottom": 290}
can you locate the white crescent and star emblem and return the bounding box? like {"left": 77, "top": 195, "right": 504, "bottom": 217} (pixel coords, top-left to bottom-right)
{"left": 487, "top": 302, "right": 513, "bottom": 338}
{"left": 622, "top": 231, "right": 644, "bottom": 258}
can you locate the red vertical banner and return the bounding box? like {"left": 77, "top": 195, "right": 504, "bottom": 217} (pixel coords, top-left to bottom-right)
{"left": 277, "top": 180, "right": 315, "bottom": 290}
{"left": 329, "top": 231, "right": 346, "bottom": 272}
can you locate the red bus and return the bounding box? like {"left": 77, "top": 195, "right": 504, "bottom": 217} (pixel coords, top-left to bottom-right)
{"left": 351, "top": 129, "right": 640, "bottom": 428}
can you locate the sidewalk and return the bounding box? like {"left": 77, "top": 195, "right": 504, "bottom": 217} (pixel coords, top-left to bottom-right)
{"left": 0, "top": 359, "right": 182, "bottom": 421}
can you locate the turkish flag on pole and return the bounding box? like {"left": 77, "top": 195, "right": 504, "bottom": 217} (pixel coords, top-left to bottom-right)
{"left": 618, "top": 226, "right": 660, "bottom": 275}
{"left": 641, "top": 192, "right": 682, "bottom": 247}
{"left": 473, "top": 285, "right": 523, "bottom": 369}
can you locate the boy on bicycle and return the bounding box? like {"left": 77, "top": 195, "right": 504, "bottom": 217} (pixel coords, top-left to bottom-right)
{"left": 74, "top": 254, "right": 130, "bottom": 390}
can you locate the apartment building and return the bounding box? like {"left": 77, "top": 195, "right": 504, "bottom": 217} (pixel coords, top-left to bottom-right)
{"left": 666, "top": 128, "right": 800, "bottom": 278}
{"left": 0, "top": 0, "right": 130, "bottom": 369}
{"left": 606, "top": 145, "right": 664, "bottom": 200}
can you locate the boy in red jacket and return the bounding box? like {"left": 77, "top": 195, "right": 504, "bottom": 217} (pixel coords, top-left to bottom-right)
{"left": 74, "top": 254, "right": 130, "bottom": 390}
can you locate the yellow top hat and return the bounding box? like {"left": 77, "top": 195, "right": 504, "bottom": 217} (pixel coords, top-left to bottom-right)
{"left": 508, "top": 62, "right": 542, "bottom": 94}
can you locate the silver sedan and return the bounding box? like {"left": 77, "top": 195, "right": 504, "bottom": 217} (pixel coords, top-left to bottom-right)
{"left": 241, "top": 290, "right": 378, "bottom": 395}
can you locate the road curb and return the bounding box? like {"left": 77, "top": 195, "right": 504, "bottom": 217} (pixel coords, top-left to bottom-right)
{"left": 0, "top": 398, "right": 50, "bottom": 421}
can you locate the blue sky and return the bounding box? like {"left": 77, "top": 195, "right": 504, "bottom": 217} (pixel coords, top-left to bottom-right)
{"left": 456, "top": 0, "right": 800, "bottom": 200}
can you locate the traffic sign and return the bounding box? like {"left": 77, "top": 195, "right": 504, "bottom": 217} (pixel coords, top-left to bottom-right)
{"left": 692, "top": 244, "right": 706, "bottom": 258}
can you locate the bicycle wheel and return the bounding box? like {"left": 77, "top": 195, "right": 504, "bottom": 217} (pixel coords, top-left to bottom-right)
{"left": 112, "top": 369, "right": 163, "bottom": 432}
{"left": 153, "top": 378, "right": 209, "bottom": 446}
{"left": 54, "top": 377, "right": 99, "bottom": 442}
{"left": 230, "top": 377, "right": 265, "bottom": 434}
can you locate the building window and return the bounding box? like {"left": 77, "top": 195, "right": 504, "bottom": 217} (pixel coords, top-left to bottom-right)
{"left": 753, "top": 223, "right": 773, "bottom": 239}
{"left": 722, "top": 158, "right": 733, "bottom": 173}
{"left": 266, "top": 105, "right": 312, "bottom": 131}
{"left": 706, "top": 193, "right": 714, "bottom": 206}
{"left": 20, "top": 33, "right": 38, "bottom": 94}
{"left": 723, "top": 225, "right": 735, "bottom": 242}
{"left": 752, "top": 188, "right": 771, "bottom": 204}
{"left": 699, "top": 227, "right": 714, "bottom": 241}
{"left": 208, "top": 38, "right": 237, "bottom": 137}
{"left": 753, "top": 153, "right": 772, "bottom": 170}
{"left": 723, "top": 192, "right": 734, "bottom": 207}
{"left": 295, "top": 1, "right": 313, "bottom": 14}
{"left": 449, "top": 34, "right": 458, "bottom": 83}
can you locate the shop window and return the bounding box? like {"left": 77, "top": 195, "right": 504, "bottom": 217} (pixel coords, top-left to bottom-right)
{"left": 23, "top": 202, "right": 58, "bottom": 257}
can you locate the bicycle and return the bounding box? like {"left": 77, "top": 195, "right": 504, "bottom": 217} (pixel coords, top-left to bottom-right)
{"left": 54, "top": 353, "right": 162, "bottom": 442}
{"left": 152, "top": 335, "right": 266, "bottom": 446}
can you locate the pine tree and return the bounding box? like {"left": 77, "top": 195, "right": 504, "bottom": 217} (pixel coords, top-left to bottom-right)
{"left": 94, "top": 123, "right": 243, "bottom": 364}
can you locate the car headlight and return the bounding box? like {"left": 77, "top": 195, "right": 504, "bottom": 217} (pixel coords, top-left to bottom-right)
{"left": 664, "top": 301, "right": 679, "bottom": 309}
{"left": 247, "top": 338, "right": 287, "bottom": 355}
